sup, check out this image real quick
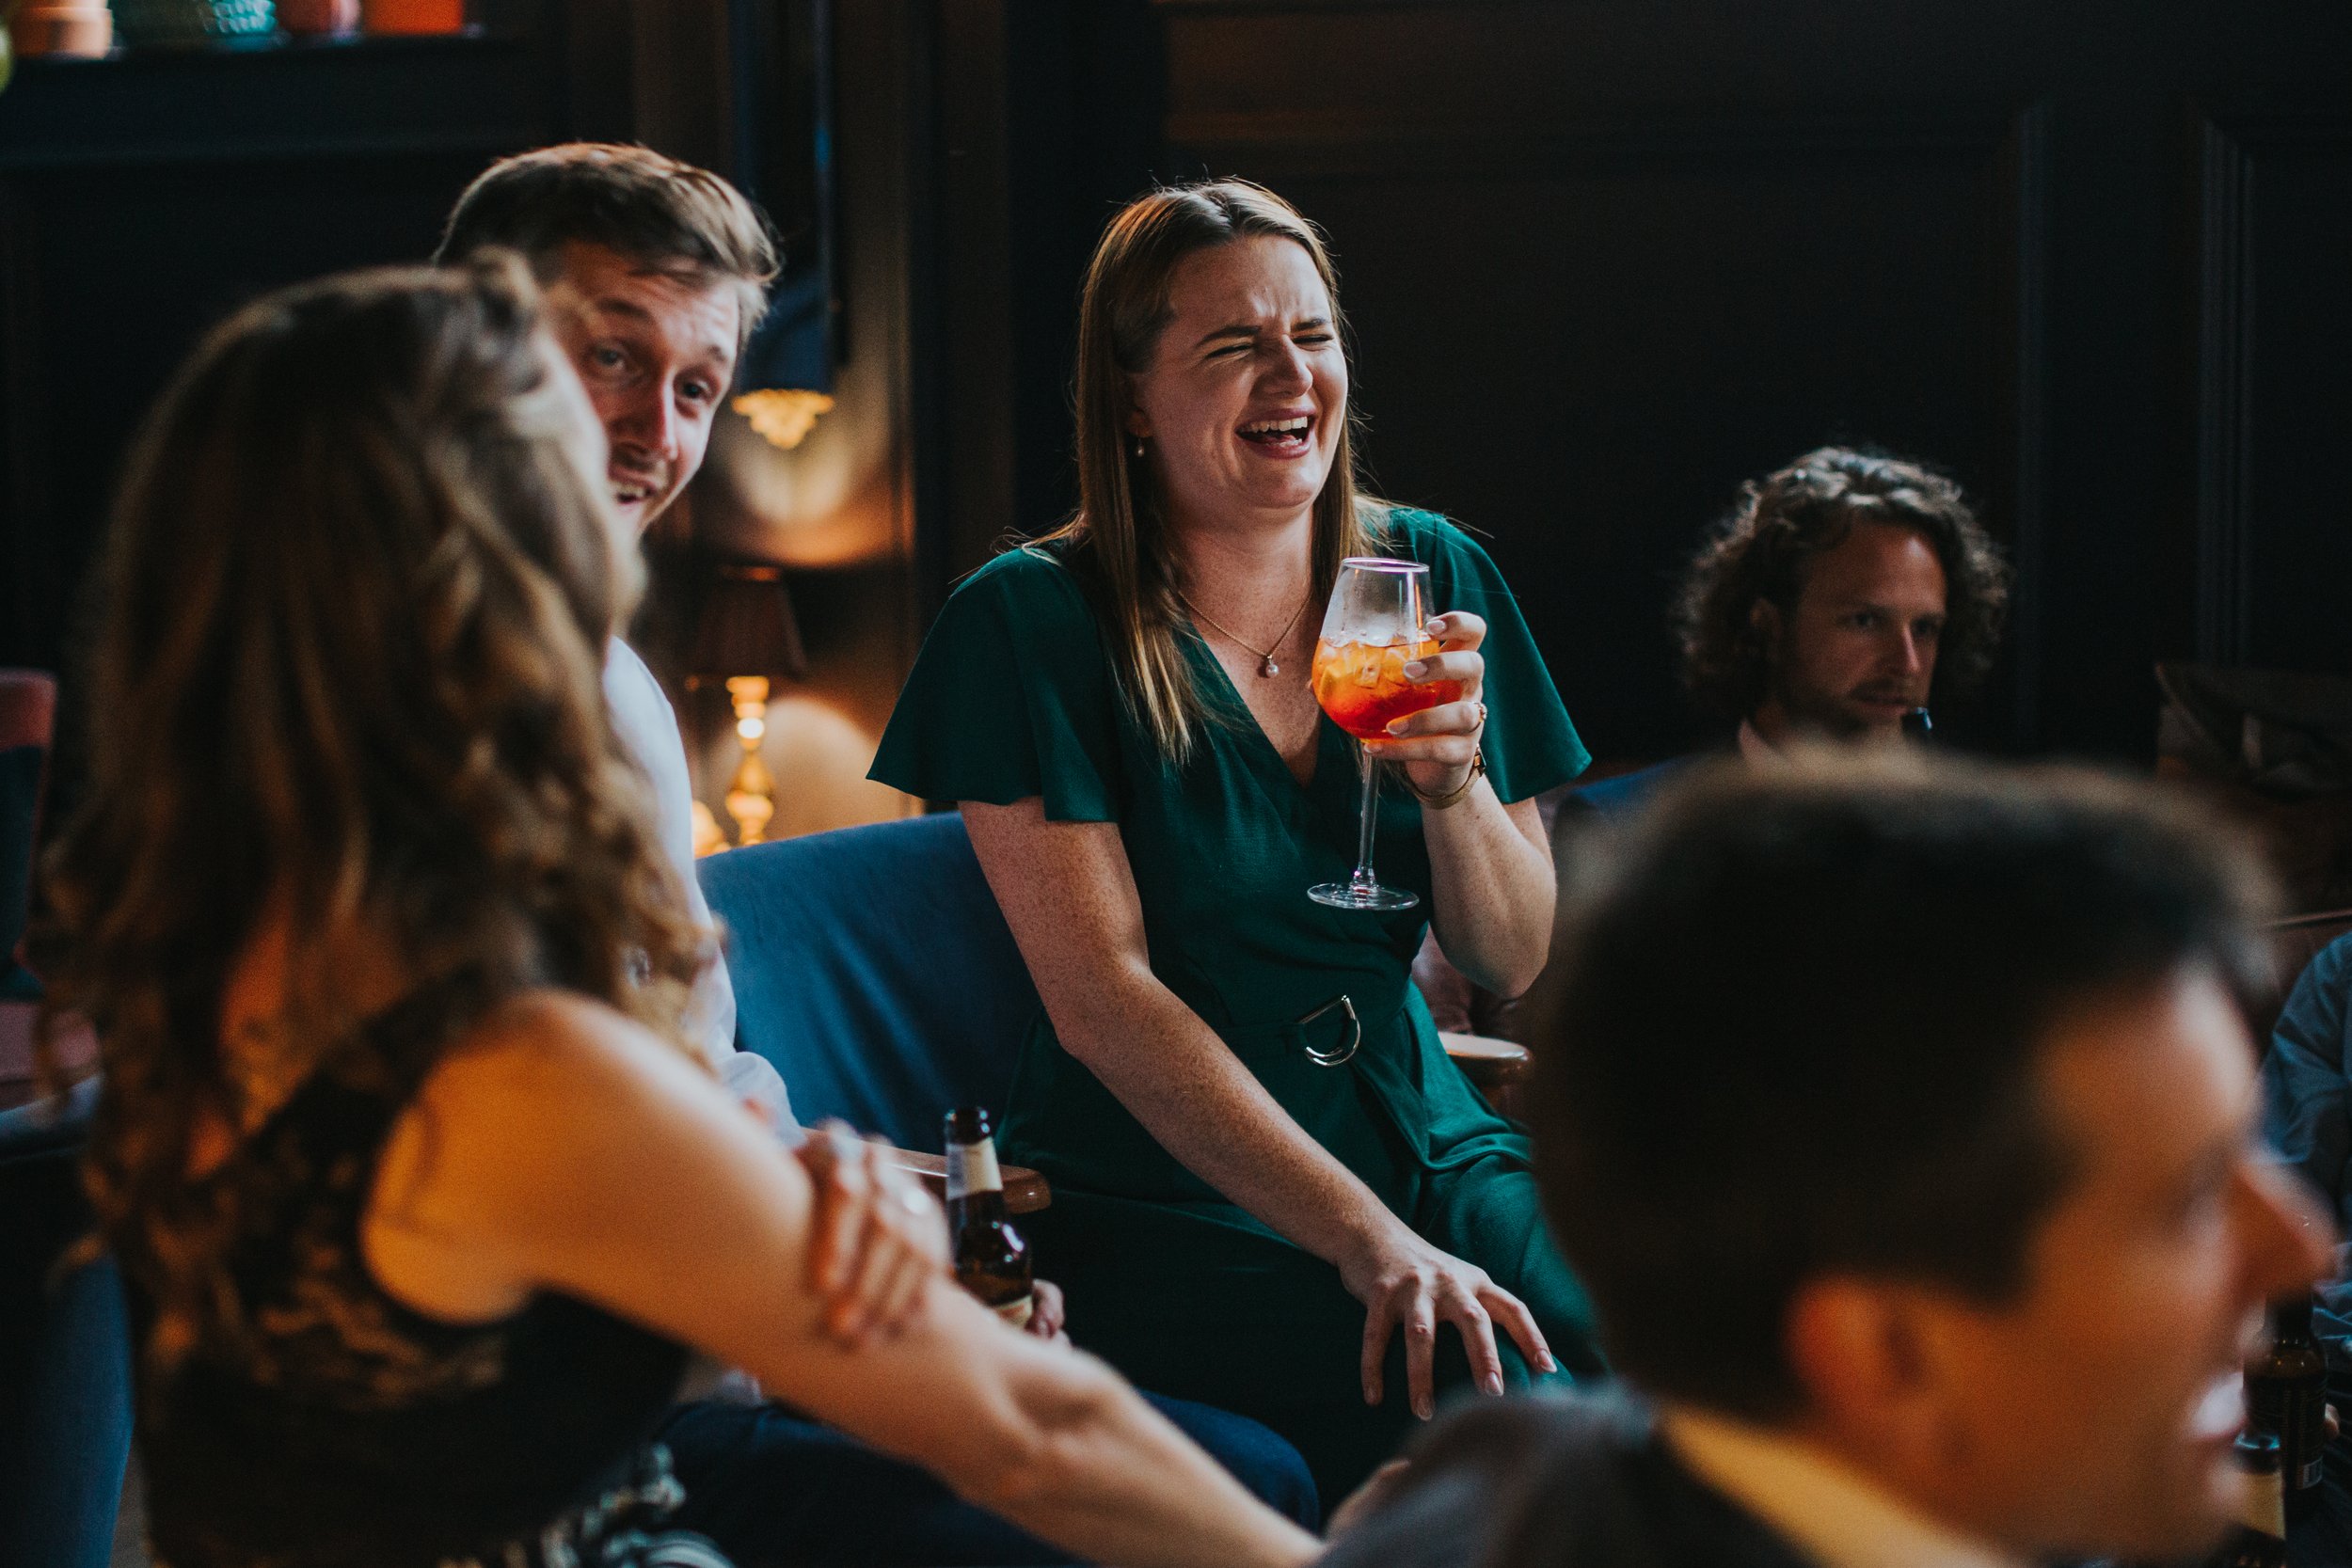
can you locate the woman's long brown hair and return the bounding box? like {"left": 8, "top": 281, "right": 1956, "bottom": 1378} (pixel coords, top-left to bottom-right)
{"left": 37, "top": 256, "right": 708, "bottom": 1367}
{"left": 1038, "top": 180, "right": 1389, "bottom": 767}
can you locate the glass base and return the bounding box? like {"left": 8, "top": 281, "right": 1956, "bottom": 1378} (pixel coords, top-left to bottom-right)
{"left": 1308, "top": 879, "right": 1419, "bottom": 911}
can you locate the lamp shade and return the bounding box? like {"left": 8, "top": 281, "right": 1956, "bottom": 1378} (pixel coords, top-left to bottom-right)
{"left": 689, "top": 562, "right": 808, "bottom": 684}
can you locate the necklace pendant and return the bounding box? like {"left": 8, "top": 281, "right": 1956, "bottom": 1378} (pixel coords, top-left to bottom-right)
{"left": 1261, "top": 656, "right": 1280, "bottom": 677}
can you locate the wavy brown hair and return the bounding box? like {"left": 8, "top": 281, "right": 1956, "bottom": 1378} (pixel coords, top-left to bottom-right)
{"left": 37, "top": 257, "right": 708, "bottom": 1368}
{"left": 1036, "top": 179, "right": 1389, "bottom": 766}
{"left": 1675, "top": 447, "right": 2010, "bottom": 721}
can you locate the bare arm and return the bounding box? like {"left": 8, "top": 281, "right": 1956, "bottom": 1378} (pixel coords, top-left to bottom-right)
{"left": 364, "top": 996, "right": 1316, "bottom": 1568}
{"left": 964, "top": 801, "right": 1553, "bottom": 1419}
{"left": 1377, "top": 610, "right": 1556, "bottom": 997}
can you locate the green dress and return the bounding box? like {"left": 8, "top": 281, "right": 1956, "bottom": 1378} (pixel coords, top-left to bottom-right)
{"left": 869, "top": 509, "right": 1602, "bottom": 1502}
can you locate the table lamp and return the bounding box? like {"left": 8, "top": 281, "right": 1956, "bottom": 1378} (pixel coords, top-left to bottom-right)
{"left": 688, "top": 561, "right": 808, "bottom": 847}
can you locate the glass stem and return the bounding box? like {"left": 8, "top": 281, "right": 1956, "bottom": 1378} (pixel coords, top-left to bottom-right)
{"left": 1353, "top": 742, "right": 1380, "bottom": 889}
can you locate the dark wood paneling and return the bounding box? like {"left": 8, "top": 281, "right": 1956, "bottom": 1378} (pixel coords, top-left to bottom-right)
{"left": 2196, "top": 104, "right": 2352, "bottom": 673}
{"left": 1171, "top": 105, "right": 2052, "bottom": 758}
{"left": 1112, "top": 0, "right": 2352, "bottom": 763}
{"left": 0, "top": 34, "right": 571, "bottom": 671}
{"left": 1, "top": 145, "right": 522, "bottom": 664}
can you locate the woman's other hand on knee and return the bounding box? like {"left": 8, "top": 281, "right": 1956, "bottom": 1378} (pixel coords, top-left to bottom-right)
{"left": 1340, "top": 1225, "right": 1555, "bottom": 1419}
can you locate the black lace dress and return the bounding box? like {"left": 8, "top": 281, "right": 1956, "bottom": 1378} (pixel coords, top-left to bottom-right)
{"left": 122, "top": 981, "right": 733, "bottom": 1568}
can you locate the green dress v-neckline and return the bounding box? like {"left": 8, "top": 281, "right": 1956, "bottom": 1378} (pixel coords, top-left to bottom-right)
{"left": 1178, "top": 616, "right": 1350, "bottom": 798}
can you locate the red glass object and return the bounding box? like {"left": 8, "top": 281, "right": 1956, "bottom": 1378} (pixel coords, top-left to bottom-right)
{"left": 1312, "top": 637, "right": 1462, "bottom": 741}
{"left": 363, "top": 0, "right": 463, "bottom": 34}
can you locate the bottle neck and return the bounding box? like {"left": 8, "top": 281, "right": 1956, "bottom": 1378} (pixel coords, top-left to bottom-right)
{"left": 2272, "top": 1294, "right": 2315, "bottom": 1341}
{"left": 946, "top": 1136, "right": 1005, "bottom": 1203}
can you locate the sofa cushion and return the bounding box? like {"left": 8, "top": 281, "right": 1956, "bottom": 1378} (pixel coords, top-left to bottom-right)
{"left": 697, "top": 813, "right": 1040, "bottom": 1151}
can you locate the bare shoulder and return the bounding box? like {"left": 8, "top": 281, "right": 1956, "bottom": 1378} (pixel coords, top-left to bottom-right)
{"left": 421, "top": 990, "right": 707, "bottom": 1109}
{"left": 367, "top": 987, "right": 787, "bottom": 1323}
{"left": 379, "top": 989, "right": 737, "bottom": 1222}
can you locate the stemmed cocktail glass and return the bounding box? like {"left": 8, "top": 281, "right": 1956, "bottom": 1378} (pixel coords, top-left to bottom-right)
{"left": 1307, "top": 558, "right": 1462, "bottom": 911}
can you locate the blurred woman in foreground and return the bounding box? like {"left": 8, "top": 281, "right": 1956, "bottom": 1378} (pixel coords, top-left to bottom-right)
{"left": 39, "top": 257, "right": 1318, "bottom": 1568}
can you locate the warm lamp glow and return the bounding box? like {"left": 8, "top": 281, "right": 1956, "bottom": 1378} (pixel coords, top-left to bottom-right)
{"left": 733, "top": 388, "right": 835, "bottom": 451}
{"left": 688, "top": 562, "right": 806, "bottom": 847}
{"left": 723, "top": 676, "right": 777, "bottom": 845}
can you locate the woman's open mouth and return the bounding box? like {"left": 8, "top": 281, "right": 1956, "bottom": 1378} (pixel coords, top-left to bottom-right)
{"left": 1237, "top": 414, "right": 1313, "bottom": 458}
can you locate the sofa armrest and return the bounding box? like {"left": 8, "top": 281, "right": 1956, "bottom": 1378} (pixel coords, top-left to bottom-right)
{"left": 1441, "top": 1031, "right": 1531, "bottom": 1119}
{"left": 885, "top": 1148, "right": 1052, "bottom": 1215}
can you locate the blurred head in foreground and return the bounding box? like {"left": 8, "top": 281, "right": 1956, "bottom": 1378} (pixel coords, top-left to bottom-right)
{"left": 1532, "top": 752, "right": 2330, "bottom": 1561}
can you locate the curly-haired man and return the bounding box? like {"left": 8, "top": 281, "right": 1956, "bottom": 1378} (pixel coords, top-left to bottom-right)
{"left": 1577, "top": 448, "right": 2009, "bottom": 813}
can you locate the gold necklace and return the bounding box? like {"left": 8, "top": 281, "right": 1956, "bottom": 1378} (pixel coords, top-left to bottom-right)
{"left": 1177, "top": 589, "right": 1310, "bottom": 677}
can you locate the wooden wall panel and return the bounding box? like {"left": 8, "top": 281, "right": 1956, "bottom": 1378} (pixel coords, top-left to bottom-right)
{"left": 1125, "top": 0, "right": 2352, "bottom": 763}
{"left": 1172, "top": 107, "right": 2050, "bottom": 758}
{"left": 2196, "top": 106, "right": 2352, "bottom": 673}
{"left": 0, "top": 147, "right": 516, "bottom": 665}
{"left": 0, "top": 34, "right": 573, "bottom": 672}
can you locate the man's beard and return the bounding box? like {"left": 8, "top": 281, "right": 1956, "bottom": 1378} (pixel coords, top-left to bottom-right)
{"left": 1767, "top": 666, "right": 1877, "bottom": 740}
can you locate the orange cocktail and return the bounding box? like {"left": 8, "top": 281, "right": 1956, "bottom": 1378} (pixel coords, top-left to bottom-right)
{"left": 1311, "top": 636, "right": 1463, "bottom": 741}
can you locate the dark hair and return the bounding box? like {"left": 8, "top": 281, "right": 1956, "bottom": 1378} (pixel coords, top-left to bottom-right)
{"left": 39, "top": 258, "right": 710, "bottom": 1372}
{"left": 436, "top": 142, "right": 778, "bottom": 356}
{"left": 1675, "top": 447, "right": 2010, "bottom": 721}
{"left": 1527, "top": 753, "right": 2272, "bottom": 1421}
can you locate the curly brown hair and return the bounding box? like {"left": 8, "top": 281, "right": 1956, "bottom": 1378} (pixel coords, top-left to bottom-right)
{"left": 1675, "top": 447, "right": 2010, "bottom": 721}
{"left": 36, "top": 256, "right": 710, "bottom": 1370}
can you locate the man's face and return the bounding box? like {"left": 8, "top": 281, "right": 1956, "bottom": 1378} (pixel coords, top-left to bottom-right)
{"left": 1922, "top": 970, "right": 2332, "bottom": 1560}
{"left": 539, "top": 240, "right": 740, "bottom": 536}
{"left": 1753, "top": 522, "right": 1948, "bottom": 743}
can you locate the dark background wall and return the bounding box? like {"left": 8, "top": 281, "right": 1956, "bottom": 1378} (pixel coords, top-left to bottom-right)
{"left": 939, "top": 0, "right": 2352, "bottom": 768}
{"left": 4, "top": 0, "right": 2348, "bottom": 800}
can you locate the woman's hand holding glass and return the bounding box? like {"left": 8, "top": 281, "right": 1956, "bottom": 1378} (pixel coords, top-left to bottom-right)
{"left": 1310, "top": 562, "right": 1489, "bottom": 910}
{"left": 1371, "top": 610, "right": 1487, "bottom": 801}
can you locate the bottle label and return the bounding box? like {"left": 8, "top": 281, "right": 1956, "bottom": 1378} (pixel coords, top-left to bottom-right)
{"left": 2251, "top": 1381, "right": 2328, "bottom": 1492}
{"left": 946, "top": 1139, "right": 1003, "bottom": 1199}
{"left": 995, "top": 1292, "right": 1034, "bottom": 1331}
{"left": 2236, "top": 1462, "right": 2287, "bottom": 1540}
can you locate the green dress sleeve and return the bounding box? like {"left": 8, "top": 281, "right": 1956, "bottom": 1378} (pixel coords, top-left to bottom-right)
{"left": 868, "top": 546, "right": 1124, "bottom": 822}
{"left": 1391, "top": 509, "right": 1589, "bottom": 803}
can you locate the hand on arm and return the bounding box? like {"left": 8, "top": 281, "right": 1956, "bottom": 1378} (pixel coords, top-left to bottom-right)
{"left": 1025, "top": 1278, "right": 1070, "bottom": 1344}
{"left": 1375, "top": 610, "right": 1556, "bottom": 997}
{"left": 795, "top": 1120, "right": 950, "bottom": 1346}
{"left": 963, "top": 800, "right": 1548, "bottom": 1419}
{"left": 365, "top": 997, "right": 1316, "bottom": 1568}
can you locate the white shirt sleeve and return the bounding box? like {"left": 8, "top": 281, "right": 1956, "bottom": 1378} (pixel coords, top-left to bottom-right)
{"left": 602, "top": 639, "right": 796, "bottom": 1136}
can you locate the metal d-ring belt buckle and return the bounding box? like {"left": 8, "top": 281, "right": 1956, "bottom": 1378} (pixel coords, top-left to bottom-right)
{"left": 1299, "top": 994, "right": 1361, "bottom": 1067}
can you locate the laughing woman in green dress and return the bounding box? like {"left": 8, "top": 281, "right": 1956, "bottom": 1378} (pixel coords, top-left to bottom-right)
{"left": 870, "top": 180, "right": 1602, "bottom": 1503}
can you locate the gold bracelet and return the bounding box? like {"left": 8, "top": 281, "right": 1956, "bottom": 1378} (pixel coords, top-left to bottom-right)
{"left": 1406, "top": 748, "right": 1485, "bottom": 810}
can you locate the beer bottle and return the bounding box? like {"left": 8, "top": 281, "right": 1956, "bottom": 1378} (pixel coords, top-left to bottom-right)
{"left": 945, "top": 1106, "right": 1033, "bottom": 1329}
{"left": 2247, "top": 1291, "right": 2328, "bottom": 1504}
{"left": 2206, "top": 1430, "right": 2288, "bottom": 1568}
